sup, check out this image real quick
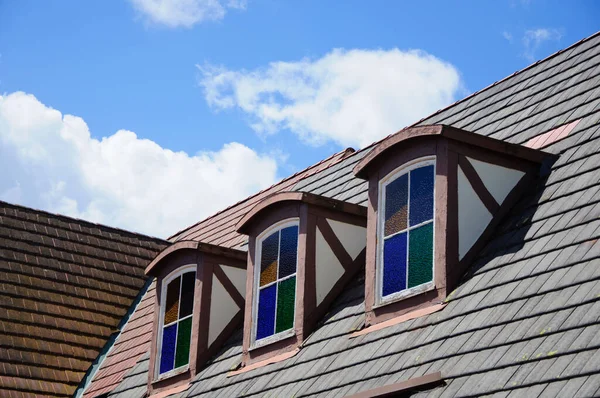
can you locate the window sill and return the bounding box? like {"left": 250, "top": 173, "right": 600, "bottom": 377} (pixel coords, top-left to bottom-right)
{"left": 153, "top": 365, "right": 189, "bottom": 383}
{"left": 374, "top": 281, "right": 435, "bottom": 309}
{"left": 250, "top": 329, "right": 295, "bottom": 351}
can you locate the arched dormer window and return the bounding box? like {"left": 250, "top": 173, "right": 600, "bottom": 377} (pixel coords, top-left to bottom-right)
{"left": 158, "top": 265, "right": 196, "bottom": 378}
{"left": 235, "top": 192, "right": 367, "bottom": 369}
{"left": 145, "top": 241, "right": 247, "bottom": 395}
{"left": 253, "top": 219, "right": 299, "bottom": 347}
{"left": 354, "top": 124, "right": 551, "bottom": 329}
{"left": 378, "top": 158, "right": 435, "bottom": 305}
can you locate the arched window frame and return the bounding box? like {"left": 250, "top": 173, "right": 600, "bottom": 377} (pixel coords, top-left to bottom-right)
{"left": 376, "top": 157, "right": 437, "bottom": 306}
{"left": 155, "top": 264, "right": 196, "bottom": 380}
{"left": 251, "top": 218, "right": 300, "bottom": 349}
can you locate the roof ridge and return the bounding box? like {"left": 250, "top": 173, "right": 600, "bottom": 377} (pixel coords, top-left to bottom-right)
{"left": 409, "top": 30, "right": 600, "bottom": 128}
{"left": 0, "top": 199, "right": 168, "bottom": 244}
{"left": 167, "top": 147, "right": 356, "bottom": 241}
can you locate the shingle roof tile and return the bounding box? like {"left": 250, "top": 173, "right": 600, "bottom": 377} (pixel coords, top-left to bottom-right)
{"left": 104, "top": 31, "right": 600, "bottom": 397}
{"left": 0, "top": 201, "right": 167, "bottom": 397}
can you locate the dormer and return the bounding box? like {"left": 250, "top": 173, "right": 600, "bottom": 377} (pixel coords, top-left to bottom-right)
{"left": 145, "top": 241, "right": 247, "bottom": 395}
{"left": 235, "top": 192, "right": 367, "bottom": 367}
{"left": 354, "top": 124, "right": 551, "bottom": 327}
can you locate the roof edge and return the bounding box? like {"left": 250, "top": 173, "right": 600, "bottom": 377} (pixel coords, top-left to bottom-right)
{"left": 236, "top": 191, "right": 367, "bottom": 235}
{"left": 167, "top": 147, "right": 356, "bottom": 242}
{"left": 0, "top": 199, "right": 169, "bottom": 244}
{"left": 145, "top": 240, "right": 247, "bottom": 276}
{"left": 353, "top": 124, "right": 553, "bottom": 179}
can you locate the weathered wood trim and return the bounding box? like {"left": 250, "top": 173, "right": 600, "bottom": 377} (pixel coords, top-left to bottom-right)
{"left": 354, "top": 124, "right": 550, "bottom": 179}
{"left": 236, "top": 191, "right": 367, "bottom": 235}
{"left": 345, "top": 372, "right": 444, "bottom": 398}
{"left": 458, "top": 155, "right": 500, "bottom": 214}
{"left": 213, "top": 264, "right": 245, "bottom": 309}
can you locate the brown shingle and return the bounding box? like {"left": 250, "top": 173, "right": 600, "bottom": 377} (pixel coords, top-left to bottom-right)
{"left": 0, "top": 200, "right": 168, "bottom": 397}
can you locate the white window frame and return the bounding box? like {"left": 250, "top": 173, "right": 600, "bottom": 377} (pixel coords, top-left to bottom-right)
{"left": 155, "top": 264, "right": 196, "bottom": 381}
{"left": 376, "top": 157, "right": 436, "bottom": 307}
{"left": 250, "top": 218, "right": 300, "bottom": 350}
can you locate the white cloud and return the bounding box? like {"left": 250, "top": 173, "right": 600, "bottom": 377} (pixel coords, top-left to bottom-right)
{"left": 129, "top": 0, "right": 247, "bottom": 28}
{"left": 0, "top": 92, "right": 278, "bottom": 238}
{"left": 503, "top": 31, "right": 513, "bottom": 42}
{"left": 198, "top": 48, "right": 463, "bottom": 148}
{"left": 522, "top": 28, "right": 563, "bottom": 61}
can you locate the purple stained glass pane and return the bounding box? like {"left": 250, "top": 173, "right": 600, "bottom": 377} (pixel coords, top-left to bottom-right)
{"left": 385, "top": 173, "right": 408, "bottom": 236}
{"left": 279, "top": 226, "right": 298, "bottom": 278}
{"left": 256, "top": 284, "right": 277, "bottom": 340}
{"left": 409, "top": 165, "right": 434, "bottom": 226}
{"left": 159, "top": 323, "right": 177, "bottom": 374}
{"left": 382, "top": 231, "right": 407, "bottom": 297}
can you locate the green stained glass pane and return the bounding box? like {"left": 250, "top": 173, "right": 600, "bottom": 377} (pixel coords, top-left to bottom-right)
{"left": 275, "top": 276, "right": 295, "bottom": 333}
{"left": 174, "top": 317, "right": 192, "bottom": 368}
{"left": 408, "top": 222, "right": 433, "bottom": 288}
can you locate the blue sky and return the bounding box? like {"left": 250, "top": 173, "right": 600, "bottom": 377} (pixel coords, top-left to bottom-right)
{"left": 0, "top": 0, "right": 598, "bottom": 237}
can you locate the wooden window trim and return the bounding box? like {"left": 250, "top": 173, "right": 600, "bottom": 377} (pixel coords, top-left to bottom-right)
{"left": 250, "top": 218, "right": 300, "bottom": 350}
{"left": 376, "top": 157, "right": 437, "bottom": 307}
{"left": 155, "top": 265, "right": 196, "bottom": 381}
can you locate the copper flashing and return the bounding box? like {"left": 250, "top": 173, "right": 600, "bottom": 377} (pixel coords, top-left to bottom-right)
{"left": 344, "top": 372, "right": 443, "bottom": 398}
{"left": 236, "top": 191, "right": 367, "bottom": 235}
{"left": 350, "top": 303, "right": 446, "bottom": 338}
{"left": 353, "top": 124, "right": 550, "bottom": 179}
{"left": 145, "top": 240, "right": 246, "bottom": 276}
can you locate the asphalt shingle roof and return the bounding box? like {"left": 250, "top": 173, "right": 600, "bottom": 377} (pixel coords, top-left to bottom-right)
{"left": 104, "top": 31, "right": 600, "bottom": 398}
{"left": 0, "top": 201, "right": 167, "bottom": 397}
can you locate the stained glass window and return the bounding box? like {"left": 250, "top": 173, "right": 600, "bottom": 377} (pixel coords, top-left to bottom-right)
{"left": 380, "top": 163, "right": 434, "bottom": 299}
{"left": 159, "top": 270, "right": 195, "bottom": 375}
{"left": 255, "top": 223, "right": 298, "bottom": 342}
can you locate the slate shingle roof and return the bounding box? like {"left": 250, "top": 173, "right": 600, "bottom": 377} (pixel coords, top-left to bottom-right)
{"left": 81, "top": 148, "right": 355, "bottom": 397}
{"left": 103, "top": 31, "right": 600, "bottom": 397}
{"left": 0, "top": 201, "right": 168, "bottom": 397}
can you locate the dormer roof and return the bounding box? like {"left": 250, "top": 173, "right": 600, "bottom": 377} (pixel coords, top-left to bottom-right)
{"left": 84, "top": 31, "right": 600, "bottom": 398}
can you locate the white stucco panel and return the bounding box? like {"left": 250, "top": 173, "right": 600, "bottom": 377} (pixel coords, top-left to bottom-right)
{"left": 208, "top": 274, "right": 238, "bottom": 346}
{"left": 220, "top": 264, "right": 246, "bottom": 297}
{"left": 467, "top": 157, "right": 525, "bottom": 204}
{"left": 315, "top": 227, "right": 345, "bottom": 306}
{"left": 458, "top": 167, "right": 492, "bottom": 260}
{"left": 326, "top": 219, "right": 367, "bottom": 261}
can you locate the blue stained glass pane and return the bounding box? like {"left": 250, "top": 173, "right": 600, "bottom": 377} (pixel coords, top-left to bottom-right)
{"left": 279, "top": 226, "right": 298, "bottom": 278}
{"left": 382, "top": 232, "right": 407, "bottom": 297}
{"left": 385, "top": 174, "right": 408, "bottom": 236}
{"left": 256, "top": 284, "right": 277, "bottom": 340}
{"left": 159, "top": 323, "right": 177, "bottom": 374}
{"left": 409, "top": 165, "right": 434, "bottom": 226}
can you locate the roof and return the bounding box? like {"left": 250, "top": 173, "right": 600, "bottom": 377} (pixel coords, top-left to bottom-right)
{"left": 168, "top": 147, "right": 357, "bottom": 249}
{"left": 82, "top": 147, "right": 355, "bottom": 397}
{"left": 102, "top": 31, "right": 600, "bottom": 397}
{"left": 0, "top": 200, "right": 168, "bottom": 397}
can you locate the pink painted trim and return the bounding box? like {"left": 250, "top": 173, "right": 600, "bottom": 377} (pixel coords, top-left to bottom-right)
{"left": 350, "top": 303, "right": 446, "bottom": 338}
{"left": 525, "top": 119, "right": 580, "bottom": 149}
{"left": 228, "top": 348, "right": 300, "bottom": 377}
{"left": 148, "top": 382, "right": 190, "bottom": 398}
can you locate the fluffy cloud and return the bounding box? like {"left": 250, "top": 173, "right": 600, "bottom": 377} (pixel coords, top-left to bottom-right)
{"left": 198, "top": 48, "right": 463, "bottom": 148}
{"left": 522, "top": 28, "right": 563, "bottom": 61}
{"left": 129, "top": 0, "right": 246, "bottom": 28}
{"left": 0, "top": 92, "right": 278, "bottom": 237}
